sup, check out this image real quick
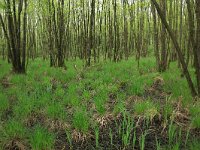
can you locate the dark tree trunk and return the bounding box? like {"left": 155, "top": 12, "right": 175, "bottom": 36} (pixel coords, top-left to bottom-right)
{"left": 160, "top": 0, "right": 167, "bottom": 72}
{"left": 151, "top": 1, "right": 160, "bottom": 71}
{"left": 87, "top": 0, "right": 95, "bottom": 66}
{"left": 113, "top": 0, "right": 118, "bottom": 62}
{"left": 151, "top": 0, "right": 197, "bottom": 97}
{"left": 195, "top": 0, "right": 200, "bottom": 96}
{"left": 57, "top": 0, "right": 65, "bottom": 67}
{"left": 0, "top": 0, "right": 28, "bottom": 73}
{"left": 22, "top": 0, "right": 27, "bottom": 71}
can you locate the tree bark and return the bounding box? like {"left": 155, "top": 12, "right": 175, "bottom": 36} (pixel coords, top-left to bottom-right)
{"left": 151, "top": 0, "right": 197, "bottom": 97}
{"left": 151, "top": 2, "right": 160, "bottom": 71}
{"left": 195, "top": 0, "right": 200, "bottom": 95}
{"left": 160, "top": 0, "right": 167, "bottom": 72}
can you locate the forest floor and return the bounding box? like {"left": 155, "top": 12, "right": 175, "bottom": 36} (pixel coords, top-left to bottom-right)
{"left": 0, "top": 58, "right": 200, "bottom": 150}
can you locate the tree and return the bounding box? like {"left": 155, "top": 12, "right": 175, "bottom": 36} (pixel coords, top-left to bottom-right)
{"left": 186, "top": 0, "right": 200, "bottom": 96}
{"left": 160, "top": 0, "right": 167, "bottom": 72}
{"left": 195, "top": 0, "right": 200, "bottom": 96}
{"left": 86, "top": 0, "right": 95, "bottom": 66}
{"left": 47, "top": 0, "right": 65, "bottom": 67}
{"left": 151, "top": 1, "right": 160, "bottom": 71}
{"left": 0, "top": 0, "right": 28, "bottom": 73}
{"left": 151, "top": 0, "right": 197, "bottom": 97}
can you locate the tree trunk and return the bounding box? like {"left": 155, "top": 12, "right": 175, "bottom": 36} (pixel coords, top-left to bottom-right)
{"left": 151, "top": 1, "right": 160, "bottom": 71}
{"left": 151, "top": 0, "right": 197, "bottom": 97}
{"left": 195, "top": 0, "right": 200, "bottom": 96}
{"left": 1, "top": 0, "right": 28, "bottom": 73}
{"left": 160, "top": 0, "right": 167, "bottom": 72}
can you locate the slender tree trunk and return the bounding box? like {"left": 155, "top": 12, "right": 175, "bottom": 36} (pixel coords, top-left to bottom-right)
{"left": 57, "top": 0, "right": 65, "bottom": 67}
{"left": 86, "top": 0, "right": 95, "bottom": 66}
{"left": 22, "top": 0, "right": 27, "bottom": 71}
{"left": 151, "top": 0, "right": 197, "bottom": 97}
{"left": 160, "top": 0, "right": 167, "bottom": 72}
{"left": 195, "top": 0, "right": 200, "bottom": 95}
{"left": 113, "top": 0, "right": 117, "bottom": 62}
{"left": 151, "top": 2, "right": 160, "bottom": 71}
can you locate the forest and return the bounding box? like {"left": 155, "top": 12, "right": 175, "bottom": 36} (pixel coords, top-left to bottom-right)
{"left": 0, "top": 0, "right": 200, "bottom": 149}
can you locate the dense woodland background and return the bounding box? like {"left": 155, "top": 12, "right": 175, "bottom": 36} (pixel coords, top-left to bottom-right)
{"left": 0, "top": 0, "right": 200, "bottom": 149}
{"left": 0, "top": 0, "right": 200, "bottom": 96}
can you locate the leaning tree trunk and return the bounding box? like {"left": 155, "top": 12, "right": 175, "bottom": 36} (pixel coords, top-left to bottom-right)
{"left": 151, "top": 0, "right": 197, "bottom": 97}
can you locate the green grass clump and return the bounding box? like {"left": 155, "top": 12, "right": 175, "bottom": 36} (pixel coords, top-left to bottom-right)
{"left": 10, "top": 74, "right": 27, "bottom": 88}
{"left": 82, "top": 90, "right": 91, "bottom": 101}
{"left": 189, "top": 139, "right": 200, "bottom": 150}
{"left": 94, "top": 88, "right": 108, "bottom": 115}
{"left": 13, "top": 101, "right": 33, "bottom": 120}
{"left": 0, "top": 60, "right": 10, "bottom": 79}
{"left": 162, "top": 63, "right": 193, "bottom": 103}
{"left": 72, "top": 109, "right": 89, "bottom": 133}
{"left": 113, "top": 101, "right": 126, "bottom": 114}
{"left": 190, "top": 104, "right": 200, "bottom": 116}
{"left": 189, "top": 104, "right": 200, "bottom": 128}
{"left": 54, "top": 86, "right": 65, "bottom": 100}
{"left": 191, "top": 117, "right": 200, "bottom": 128}
{"left": 30, "top": 125, "right": 55, "bottom": 150}
{"left": 11, "top": 93, "right": 35, "bottom": 119}
{"left": 46, "top": 102, "right": 66, "bottom": 120}
{"left": 163, "top": 100, "right": 173, "bottom": 121}
{"left": 133, "top": 100, "right": 157, "bottom": 115}
{"left": 61, "top": 66, "right": 76, "bottom": 82}
{"left": 120, "top": 112, "right": 135, "bottom": 148}
{"left": 139, "top": 57, "right": 156, "bottom": 73}
{"left": 0, "top": 93, "right": 9, "bottom": 114}
{"left": 168, "top": 122, "right": 177, "bottom": 145}
{"left": 139, "top": 131, "right": 147, "bottom": 150}
{"left": 133, "top": 100, "right": 158, "bottom": 118}
{"left": 128, "top": 79, "right": 145, "bottom": 96}
{"left": 94, "top": 98, "right": 106, "bottom": 115}
{"left": 64, "top": 83, "right": 80, "bottom": 106}
{"left": 32, "top": 92, "right": 52, "bottom": 109}
{"left": 0, "top": 120, "right": 27, "bottom": 142}
{"left": 128, "top": 73, "right": 156, "bottom": 96}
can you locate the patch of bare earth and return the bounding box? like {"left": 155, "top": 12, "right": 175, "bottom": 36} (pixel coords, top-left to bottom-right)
{"left": 1, "top": 95, "right": 17, "bottom": 122}
{"left": 3, "top": 139, "right": 28, "bottom": 150}
{"left": 25, "top": 111, "right": 47, "bottom": 128}
{"left": 144, "top": 76, "right": 171, "bottom": 102}
{"left": 1, "top": 76, "right": 12, "bottom": 88}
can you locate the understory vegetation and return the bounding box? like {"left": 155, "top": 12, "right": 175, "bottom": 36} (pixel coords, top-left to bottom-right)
{"left": 0, "top": 0, "right": 200, "bottom": 149}
{"left": 0, "top": 58, "right": 199, "bottom": 150}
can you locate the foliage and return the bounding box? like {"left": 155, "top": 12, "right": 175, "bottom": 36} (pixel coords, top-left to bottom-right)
{"left": 30, "top": 125, "right": 54, "bottom": 150}
{"left": 0, "top": 58, "right": 199, "bottom": 149}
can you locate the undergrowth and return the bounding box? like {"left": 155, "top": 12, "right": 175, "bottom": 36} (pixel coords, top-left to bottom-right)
{"left": 0, "top": 58, "right": 199, "bottom": 149}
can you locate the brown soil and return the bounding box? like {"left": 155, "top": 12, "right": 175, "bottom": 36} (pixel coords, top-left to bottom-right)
{"left": 144, "top": 77, "right": 171, "bottom": 103}
{"left": 53, "top": 78, "right": 199, "bottom": 150}
{"left": 1, "top": 76, "right": 12, "bottom": 88}
{"left": 54, "top": 112, "right": 200, "bottom": 150}
{"left": 4, "top": 139, "right": 27, "bottom": 150}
